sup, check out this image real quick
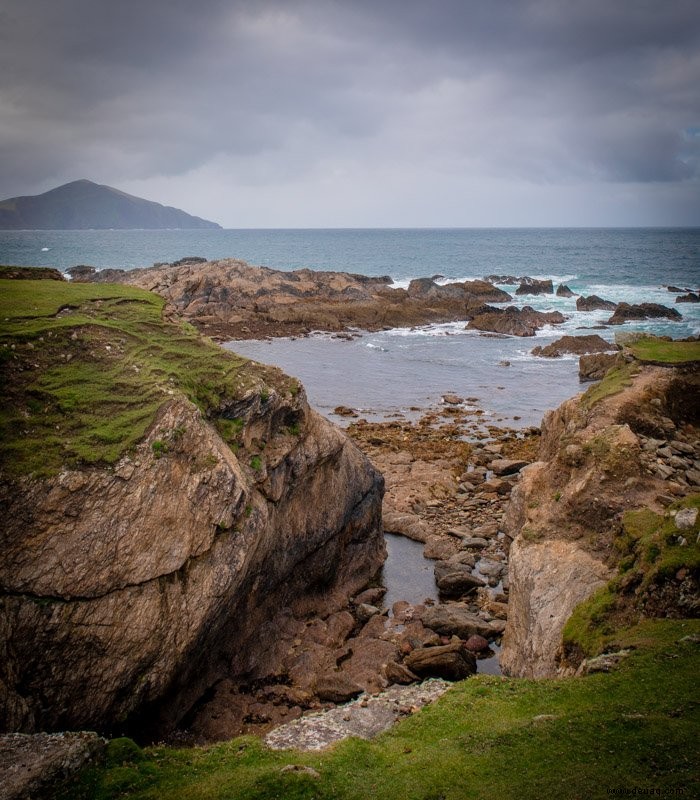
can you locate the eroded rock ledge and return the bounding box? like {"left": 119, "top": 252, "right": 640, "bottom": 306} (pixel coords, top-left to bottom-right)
{"left": 500, "top": 361, "right": 699, "bottom": 678}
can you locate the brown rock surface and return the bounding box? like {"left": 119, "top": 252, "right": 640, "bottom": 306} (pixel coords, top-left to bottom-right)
{"left": 500, "top": 362, "right": 700, "bottom": 678}
{"left": 576, "top": 295, "right": 617, "bottom": 312}
{"left": 467, "top": 306, "right": 566, "bottom": 337}
{"left": 0, "top": 387, "right": 384, "bottom": 737}
{"left": 77, "top": 259, "right": 511, "bottom": 339}
{"left": 578, "top": 352, "right": 623, "bottom": 382}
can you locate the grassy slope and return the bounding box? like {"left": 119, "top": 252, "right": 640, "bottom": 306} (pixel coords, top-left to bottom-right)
{"left": 628, "top": 339, "right": 700, "bottom": 365}
{"left": 58, "top": 619, "right": 699, "bottom": 800}
{"left": 0, "top": 277, "right": 275, "bottom": 477}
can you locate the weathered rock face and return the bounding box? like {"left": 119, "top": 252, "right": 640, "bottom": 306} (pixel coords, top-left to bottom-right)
{"left": 578, "top": 352, "right": 622, "bottom": 382}
{"left": 0, "top": 388, "right": 385, "bottom": 737}
{"left": 500, "top": 536, "right": 612, "bottom": 678}
{"left": 74, "top": 259, "right": 511, "bottom": 339}
{"left": 500, "top": 363, "right": 699, "bottom": 678}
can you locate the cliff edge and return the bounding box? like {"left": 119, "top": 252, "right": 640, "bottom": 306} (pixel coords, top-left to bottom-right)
{"left": 0, "top": 273, "right": 384, "bottom": 737}
{"left": 500, "top": 349, "right": 699, "bottom": 677}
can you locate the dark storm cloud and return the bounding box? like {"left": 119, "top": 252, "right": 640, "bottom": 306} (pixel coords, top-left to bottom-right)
{"left": 0, "top": 0, "right": 698, "bottom": 221}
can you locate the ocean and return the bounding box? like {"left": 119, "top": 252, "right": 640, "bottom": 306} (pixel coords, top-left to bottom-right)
{"left": 2, "top": 227, "right": 699, "bottom": 426}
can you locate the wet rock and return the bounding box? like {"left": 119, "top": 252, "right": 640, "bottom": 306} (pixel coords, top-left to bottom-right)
{"left": 384, "top": 661, "right": 419, "bottom": 685}
{"left": 488, "top": 458, "right": 529, "bottom": 476}
{"left": 515, "top": 279, "right": 553, "bottom": 295}
{"left": 382, "top": 511, "right": 428, "bottom": 542}
{"left": 442, "top": 393, "right": 463, "bottom": 405}
{"left": 434, "top": 562, "right": 487, "bottom": 597}
{"left": 334, "top": 405, "right": 358, "bottom": 417}
{"left": 531, "top": 334, "right": 616, "bottom": 358}
{"left": 314, "top": 673, "right": 364, "bottom": 703}
{"left": 676, "top": 293, "right": 699, "bottom": 303}
{"left": 556, "top": 284, "right": 576, "bottom": 297}
{"left": 576, "top": 295, "right": 617, "bottom": 312}
{"left": 460, "top": 537, "right": 489, "bottom": 550}
{"left": 404, "top": 642, "right": 477, "bottom": 680}
{"left": 607, "top": 302, "right": 682, "bottom": 325}
{"left": 423, "top": 536, "right": 459, "bottom": 560}
{"left": 464, "top": 634, "right": 490, "bottom": 652}
{"left": 353, "top": 587, "right": 387, "bottom": 607}
{"left": 420, "top": 603, "right": 498, "bottom": 639}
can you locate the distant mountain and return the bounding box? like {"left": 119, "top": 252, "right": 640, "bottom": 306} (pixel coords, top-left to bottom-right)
{"left": 0, "top": 179, "right": 222, "bottom": 230}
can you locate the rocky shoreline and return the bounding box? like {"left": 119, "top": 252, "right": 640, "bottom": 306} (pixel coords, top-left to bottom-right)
{"left": 68, "top": 258, "right": 690, "bottom": 341}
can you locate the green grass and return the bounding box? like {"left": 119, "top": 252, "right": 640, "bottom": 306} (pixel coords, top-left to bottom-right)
{"left": 57, "top": 619, "right": 700, "bottom": 800}
{"left": 564, "top": 494, "right": 700, "bottom": 658}
{"left": 628, "top": 338, "right": 700, "bottom": 364}
{"left": 0, "top": 279, "right": 259, "bottom": 477}
{"left": 580, "top": 361, "right": 638, "bottom": 409}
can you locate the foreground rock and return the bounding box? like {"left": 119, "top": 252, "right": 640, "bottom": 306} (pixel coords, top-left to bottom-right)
{"left": 531, "top": 334, "right": 617, "bottom": 358}
{"left": 0, "top": 732, "right": 106, "bottom": 800}
{"left": 264, "top": 680, "right": 450, "bottom": 751}
{"left": 467, "top": 306, "right": 566, "bottom": 337}
{"left": 607, "top": 303, "right": 682, "bottom": 325}
{"left": 73, "top": 259, "right": 512, "bottom": 339}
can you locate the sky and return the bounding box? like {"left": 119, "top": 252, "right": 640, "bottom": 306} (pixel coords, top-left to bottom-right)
{"left": 1, "top": 0, "right": 699, "bottom": 227}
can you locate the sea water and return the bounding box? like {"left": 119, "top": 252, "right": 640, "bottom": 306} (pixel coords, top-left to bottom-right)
{"left": 3, "top": 227, "right": 698, "bottom": 423}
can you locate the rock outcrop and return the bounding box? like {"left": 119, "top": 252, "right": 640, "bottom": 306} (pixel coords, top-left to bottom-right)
{"left": 607, "top": 303, "right": 682, "bottom": 325}
{"left": 576, "top": 295, "right": 617, "bottom": 312}
{"left": 0, "top": 287, "right": 385, "bottom": 738}
{"left": 500, "top": 360, "right": 700, "bottom": 677}
{"left": 73, "top": 259, "right": 512, "bottom": 339}
{"left": 467, "top": 306, "right": 566, "bottom": 337}
{"left": 531, "top": 334, "right": 617, "bottom": 358}
{"left": 515, "top": 279, "right": 553, "bottom": 296}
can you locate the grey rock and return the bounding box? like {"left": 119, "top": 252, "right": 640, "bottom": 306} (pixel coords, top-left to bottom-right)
{"left": 674, "top": 508, "right": 698, "bottom": 531}
{"left": 420, "top": 603, "right": 498, "bottom": 639}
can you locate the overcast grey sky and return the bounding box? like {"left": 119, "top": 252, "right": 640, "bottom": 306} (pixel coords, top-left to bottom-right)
{"left": 1, "top": 0, "right": 698, "bottom": 227}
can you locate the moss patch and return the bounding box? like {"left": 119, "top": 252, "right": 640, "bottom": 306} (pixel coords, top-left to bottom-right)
{"left": 580, "top": 361, "right": 638, "bottom": 410}
{"left": 563, "top": 495, "right": 700, "bottom": 659}
{"left": 0, "top": 279, "right": 259, "bottom": 477}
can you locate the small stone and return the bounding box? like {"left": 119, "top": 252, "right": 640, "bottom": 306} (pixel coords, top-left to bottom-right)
{"left": 281, "top": 765, "right": 320, "bottom": 779}
{"left": 675, "top": 508, "right": 698, "bottom": 531}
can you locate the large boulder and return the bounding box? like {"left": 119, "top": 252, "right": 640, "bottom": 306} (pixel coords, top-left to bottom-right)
{"left": 404, "top": 642, "right": 476, "bottom": 680}
{"left": 531, "top": 334, "right": 617, "bottom": 358}
{"left": 607, "top": 303, "right": 682, "bottom": 325}
{"left": 419, "top": 604, "right": 499, "bottom": 640}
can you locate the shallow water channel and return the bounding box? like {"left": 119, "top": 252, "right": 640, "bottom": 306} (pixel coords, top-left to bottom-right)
{"left": 381, "top": 533, "right": 502, "bottom": 675}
